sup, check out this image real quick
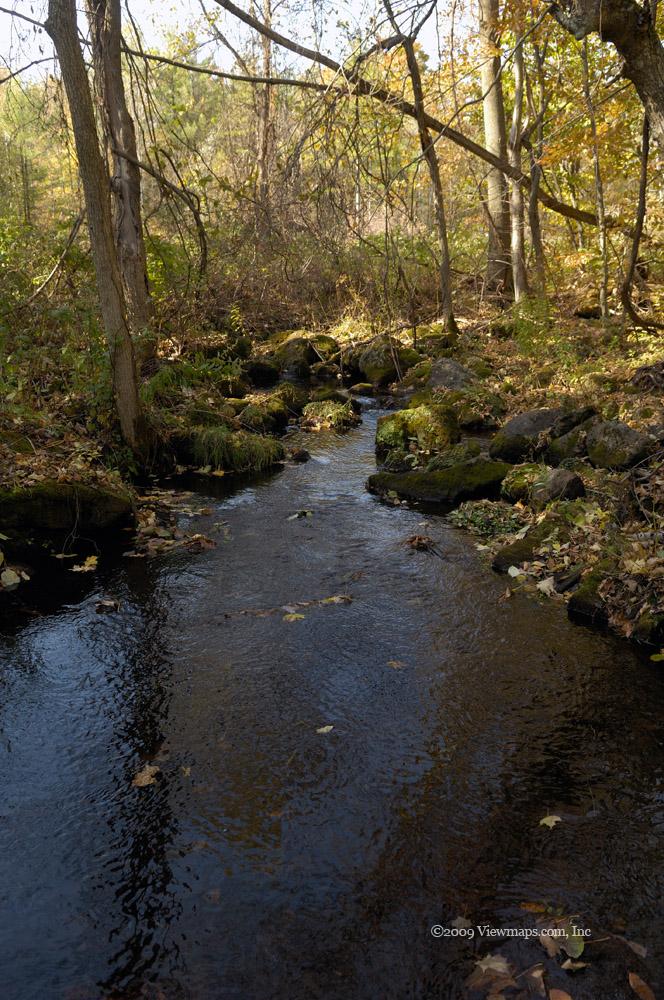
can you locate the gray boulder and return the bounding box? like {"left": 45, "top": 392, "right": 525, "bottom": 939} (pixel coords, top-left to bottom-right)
{"left": 586, "top": 420, "right": 653, "bottom": 469}
{"left": 428, "top": 358, "right": 475, "bottom": 391}
{"left": 489, "top": 408, "right": 564, "bottom": 462}
{"left": 531, "top": 468, "right": 586, "bottom": 507}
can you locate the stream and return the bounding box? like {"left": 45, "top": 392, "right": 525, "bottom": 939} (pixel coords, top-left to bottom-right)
{"left": 1, "top": 410, "right": 663, "bottom": 999}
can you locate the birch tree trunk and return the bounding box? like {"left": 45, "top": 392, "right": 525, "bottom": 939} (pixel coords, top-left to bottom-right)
{"left": 46, "top": 0, "right": 147, "bottom": 455}
{"left": 508, "top": 30, "right": 528, "bottom": 301}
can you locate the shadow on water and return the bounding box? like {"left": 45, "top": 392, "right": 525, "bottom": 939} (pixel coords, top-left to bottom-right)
{"left": 1, "top": 412, "right": 663, "bottom": 999}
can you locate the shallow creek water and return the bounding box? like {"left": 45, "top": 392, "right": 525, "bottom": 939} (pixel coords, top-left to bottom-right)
{"left": 1, "top": 411, "right": 663, "bottom": 999}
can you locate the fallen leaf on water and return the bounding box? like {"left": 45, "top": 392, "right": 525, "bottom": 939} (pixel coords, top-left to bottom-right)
{"left": 283, "top": 613, "right": 305, "bottom": 622}
{"left": 1, "top": 568, "right": 21, "bottom": 591}
{"left": 450, "top": 916, "right": 472, "bottom": 929}
{"left": 181, "top": 766, "right": 191, "bottom": 777}
{"left": 475, "top": 954, "right": 510, "bottom": 975}
{"left": 96, "top": 599, "right": 120, "bottom": 613}
{"left": 71, "top": 555, "right": 98, "bottom": 573}
{"left": 560, "top": 920, "right": 586, "bottom": 959}
{"left": 620, "top": 938, "right": 648, "bottom": 959}
{"left": 387, "top": 660, "right": 406, "bottom": 670}
{"left": 539, "top": 932, "right": 560, "bottom": 958}
{"left": 321, "top": 594, "right": 353, "bottom": 604}
{"left": 522, "top": 964, "right": 546, "bottom": 997}
{"left": 132, "top": 764, "right": 160, "bottom": 787}
{"left": 539, "top": 814, "right": 562, "bottom": 828}
{"left": 561, "top": 958, "right": 589, "bottom": 971}
{"left": 316, "top": 725, "right": 334, "bottom": 734}
{"left": 287, "top": 509, "right": 314, "bottom": 520}
{"left": 628, "top": 972, "right": 656, "bottom": 1000}
{"left": 465, "top": 954, "right": 515, "bottom": 993}
{"left": 520, "top": 901, "right": 548, "bottom": 913}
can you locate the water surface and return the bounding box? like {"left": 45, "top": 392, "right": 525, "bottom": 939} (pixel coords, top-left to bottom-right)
{"left": 1, "top": 412, "right": 663, "bottom": 999}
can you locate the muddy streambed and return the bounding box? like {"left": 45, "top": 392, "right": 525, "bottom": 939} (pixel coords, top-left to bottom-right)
{"left": 1, "top": 411, "right": 663, "bottom": 999}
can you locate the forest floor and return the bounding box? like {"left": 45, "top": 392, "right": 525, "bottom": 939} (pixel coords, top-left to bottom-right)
{"left": 1, "top": 304, "right": 663, "bottom": 652}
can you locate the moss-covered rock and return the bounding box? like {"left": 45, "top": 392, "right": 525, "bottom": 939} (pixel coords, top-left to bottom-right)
{"left": 428, "top": 358, "right": 475, "bottom": 391}
{"left": 309, "top": 386, "right": 348, "bottom": 405}
{"left": 375, "top": 404, "right": 459, "bottom": 459}
{"left": 349, "top": 382, "right": 374, "bottom": 396}
{"left": 351, "top": 338, "right": 420, "bottom": 386}
{"left": 367, "top": 459, "right": 511, "bottom": 507}
{"left": 244, "top": 358, "right": 280, "bottom": 387}
{"left": 545, "top": 416, "right": 598, "bottom": 465}
{"left": 183, "top": 427, "right": 284, "bottom": 472}
{"left": 301, "top": 400, "right": 361, "bottom": 431}
{"left": 501, "top": 463, "right": 550, "bottom": 503}
{"left": 309, "top": 333, "right": 340, "bottom": 359}
{"left": 492, "top": 515, "right": 566, "bottom": 573}
{"left": 425, "top": 441, "right": 482, "bottom": 471}
{"left": 274, "top": 381, "right": 309, "bottom": 414}
{"left": 567, "top": 560, "right": 614, "bottom": 627}
{"left": 586, "top": 420, "right": 654, "bottom": 470}
{"left": 489, "top": 408, "right": 564, "bottom": 462}
{"left": 274, "top": 336, "right": 317, "bottom": 378}
{"left": 0, "top": 480, "right": 134, "bottom": 533}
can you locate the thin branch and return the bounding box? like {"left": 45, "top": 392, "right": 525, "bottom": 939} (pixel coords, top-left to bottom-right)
{"left": 0, "top": 5, "right": 46, "bottom": 28}
{"left": 0, "top": 56, "right": 54, "bottom": 84}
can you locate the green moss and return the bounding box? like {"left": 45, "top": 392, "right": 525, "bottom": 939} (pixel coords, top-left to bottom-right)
{"left": 449, "top": 499, "right": 528, "bottom": 538}
{"left": 367, "top": 459, "right": 511, "bottom": 507}
{"left": 425, "top": 441, "right": 481, "bottom": 471}
{"left": 376, "top": 404, "right": 459, "bottom": 458}
{"left": 310, "top": 387, "right": 348, "bottom": 404}
{"left": 501, "top": 463, "right": 550, "bottom": 503}
{"left": 301, "top": 400, "right": 360, "bottom": 431}
{"left": 309, "top": 334, "right": 339, "bottom": 359}
{"left": 0, "top": 480, "right": 134, "bottom": 532}
{"left": 275, "top": 381, "right": 309, "bottom": 413}
{"left": 190, "top": 427, "right": 284, "bottom": 472}
{"left": 238, "top": 403, "right": 276, "bottom": 434}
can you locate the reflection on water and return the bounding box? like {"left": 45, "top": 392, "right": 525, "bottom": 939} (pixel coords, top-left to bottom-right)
{"left": 1, "top": 413, "right": 663, "bottom": 999}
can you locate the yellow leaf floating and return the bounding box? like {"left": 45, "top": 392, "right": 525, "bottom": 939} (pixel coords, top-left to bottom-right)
{"left": 283, "top": 613, "right": 305, "bottom": 622}
{"left": 539, "top": 814, "right": 562, "bottom": 829}
{"left": 71, "top": 555, "right": 98, "bottom": 573}
{"left": 316, "top": 725, "right": 334, "bottom": 734}
{"left": 132, "top": 764, "right": 160, "bottom": 788}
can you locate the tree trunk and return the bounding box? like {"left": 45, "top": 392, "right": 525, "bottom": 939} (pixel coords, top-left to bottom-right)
{"left": 403, "top": 37, "right": 457, "bottom": 333}
{"left": 86, "top": 0, "right": 153, "bottom": 355}
{"left": 255, "top": 0, "right": 274, "bottom": 232}
{"left": 525, "top": 45, "right": 547, "bottom": 292}
{"left": 508, "top": 30, "right": 528, "bottom": 301}
{"left": 549, "top": 0, "right": 664, "bottom": 148}
{"left": 478, "top": 0, "right": 512, "bottom": 296}
{"left": 46, "top": 0, "right": 146, "bottom": 455}
{"left": 581, "top": 40, "right": 610, "bottom": 320}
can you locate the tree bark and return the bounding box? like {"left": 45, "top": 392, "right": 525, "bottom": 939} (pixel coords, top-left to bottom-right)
{"left": 479, "top": 0, "right": 512, "bottom": 296}
{"left": 508, "top": 30, "right": 528, "bottom": 301}
{"left": 86, "top": 0, "right": 153, "bottom": 354}
{"left": 46, "top": 0, "right": 146, "bottom": 455}
{"left": 581, "top": 39, "right": 610, "bottom": 320}
{"left": 549, "top": 0, "right": 664, "bottom": 148}
{"left": 255, "top": 0, "right": 273, "bottom": 232}
{"left": 402, "top": 38, "right": 457, "bottom": 332}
